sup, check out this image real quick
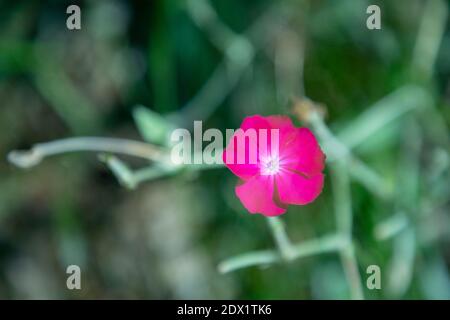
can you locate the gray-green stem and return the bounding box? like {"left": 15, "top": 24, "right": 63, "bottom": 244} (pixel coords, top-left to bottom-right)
{"left": 266, "top": 216, "right": 294, "bottom": 260}
{"left": 7, "top": 137, "right": 167, "bottom": 169}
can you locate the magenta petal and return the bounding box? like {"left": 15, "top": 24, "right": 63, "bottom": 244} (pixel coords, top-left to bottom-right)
{"left": 222, "top": 115, "right": 269, "bottom": 180}
{"left": 240, "top": 115, "right": 271, "bottom": 131}
{"left": 222, "top": 115, "right": 273, "bottom": 180}
{"left": 224, "top": 114, "right": 326, "bottom": 215}
{"left": 265, "top": 115, "right": 295, "bottom": 130}
{"left": 222, "top": 138, "right": 259, "bottom": 181}
{"left": 279, "top": 128, "right": 325, "bottom": 176}
{"left": 276, "top": 170, "right": 324, "bottom": 205}
{"left": 235, "top": 175, "right": 286, "bottom": 216}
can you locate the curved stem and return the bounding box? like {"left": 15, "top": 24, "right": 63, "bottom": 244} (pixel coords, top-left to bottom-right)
{"left": 218, "top": 250, "right": 280, "bottom": 274}
{"left": 7, "top": 137, "right": 166, "bottom": 168}
{"left": 218, "top": 233, "right": 346, "bottom": 274}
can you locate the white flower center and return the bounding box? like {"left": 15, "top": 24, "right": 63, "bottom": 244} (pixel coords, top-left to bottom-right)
{"left": 260, "top": 155, "right": 280, "bottom": 175}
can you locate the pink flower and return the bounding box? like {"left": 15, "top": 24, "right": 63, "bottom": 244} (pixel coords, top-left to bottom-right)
{"left": 223, "top": 115, "right": 325, "bottom": 217}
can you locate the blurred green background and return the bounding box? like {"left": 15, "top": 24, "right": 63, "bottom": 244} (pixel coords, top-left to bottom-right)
{"left": 0, "top": 0, "right": 449, "bottom": 299}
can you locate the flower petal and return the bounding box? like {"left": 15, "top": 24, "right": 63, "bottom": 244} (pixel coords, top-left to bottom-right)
{"left": 276, "top": 170, "right": 324, "bottom": 205}
{"left": 240, "top": 115, "right": 271, "bottom": 131}
{"left": 235, "top": 175, "right": 286, "bottom": 216}
{"left": 265, "top": 115, "right": 295, "bottom": 130}
{"left": 279, "top": 128, "right": 325, "bottom": 176}
{"left": 222, "top": 115, "right": 273, "bottom": 180}
{"left": 222, "top": 144, "right": 259, "bottom": 180}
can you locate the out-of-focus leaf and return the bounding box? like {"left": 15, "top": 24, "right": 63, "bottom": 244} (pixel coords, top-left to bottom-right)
{"left": 132, "top": 105, "right": 173, "bottom": 146}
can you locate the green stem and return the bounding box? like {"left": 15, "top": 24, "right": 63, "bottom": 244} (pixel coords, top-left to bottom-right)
{"left": 8, "top": 137, "right": 166, "bottom": 168}
{"left": 308, "top": 110, "right": 391, "bottom": 200}
{"left": 331, "top": 161, "right": 352, "bottom": 235}
{"left": 101, "top": 154, "right": 225, "bottom": 189}
{"left": 218, "top": 233, "right": 346, "bottom": 274}
{"left": 266, "top": 216, "right": 294, "bottom": 260}
{"left": 336, "top": 85, "right": 429, "bottom": 150}
{"left": 330, "top": 160, "right": 364, "bottom": 300}
{"left": 289, "top": 233, "right": 348, "bottom": 260}
{"left": 374, "top": 212, "right": 409, "bottom": 241}
{"left": 218, "top": 250, "right": 280, "bottom": 274}
{"left": 411, "top": 0, "right": 448, "bottom": 82}
{"left": 173, "top": 3, "right": 293, "bottom": 126}
{"left": 340, "top": 243, "right": 364, "bottom": 300}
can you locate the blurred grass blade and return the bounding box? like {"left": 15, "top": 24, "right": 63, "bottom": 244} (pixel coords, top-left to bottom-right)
{"left": 33, "top": 46, "right": 103, "bottom": 135}
{"left": 411, "top": 0, "right": 448, "bottom": 82}
{"left": 387, "top": 227, "right": 416, "bottom": 297}
{"left": 374, "top": 212, "right": 409, "bottom": 241}
{"left": 337, "top": 85, "right": 430, "bottom": 150}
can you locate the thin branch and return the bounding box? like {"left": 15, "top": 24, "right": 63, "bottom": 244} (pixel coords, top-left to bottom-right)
{"left": 101, "top": 154, "right": 225, "bottom": 188}
{"left": 218, "top": 250, "right": 280, "bottom": 274}
{"left": 266, "top": 216, "right": 294, "bottom": 260}
{"left": 330, "top": 160, "right": 364, "bottom": 300}
{"left": 336, "top": 85, "right": 429, "bottom": 150}
{"left": 340, "top": 243, "right": 364, "bottom": 300}
{"left": 7, "top": 137, "right": 167, "bottom": 168}
{"left": 218, "top": 233, "right": 346, "bottom": 274}
{"left": 289, "top": 233, "right": 348, "bottom": 260}
{"left": 374, "top": 212, "right": 409, "bottom": 241}
{"left": 411, "top": 0, "right": 448, "bottom": 82}
{"left": 174, "top": 2, "right": 293, "bottom": 126}
{"left": 186, "top": 0, "right": 246, "bottom": 54}
{"left": 304, "top": 107, "right": 392, "bottom": 200}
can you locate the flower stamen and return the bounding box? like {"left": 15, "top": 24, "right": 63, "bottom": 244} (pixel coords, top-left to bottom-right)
{"left": 260, "top": 155, "right": 280, "bottom": 175}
